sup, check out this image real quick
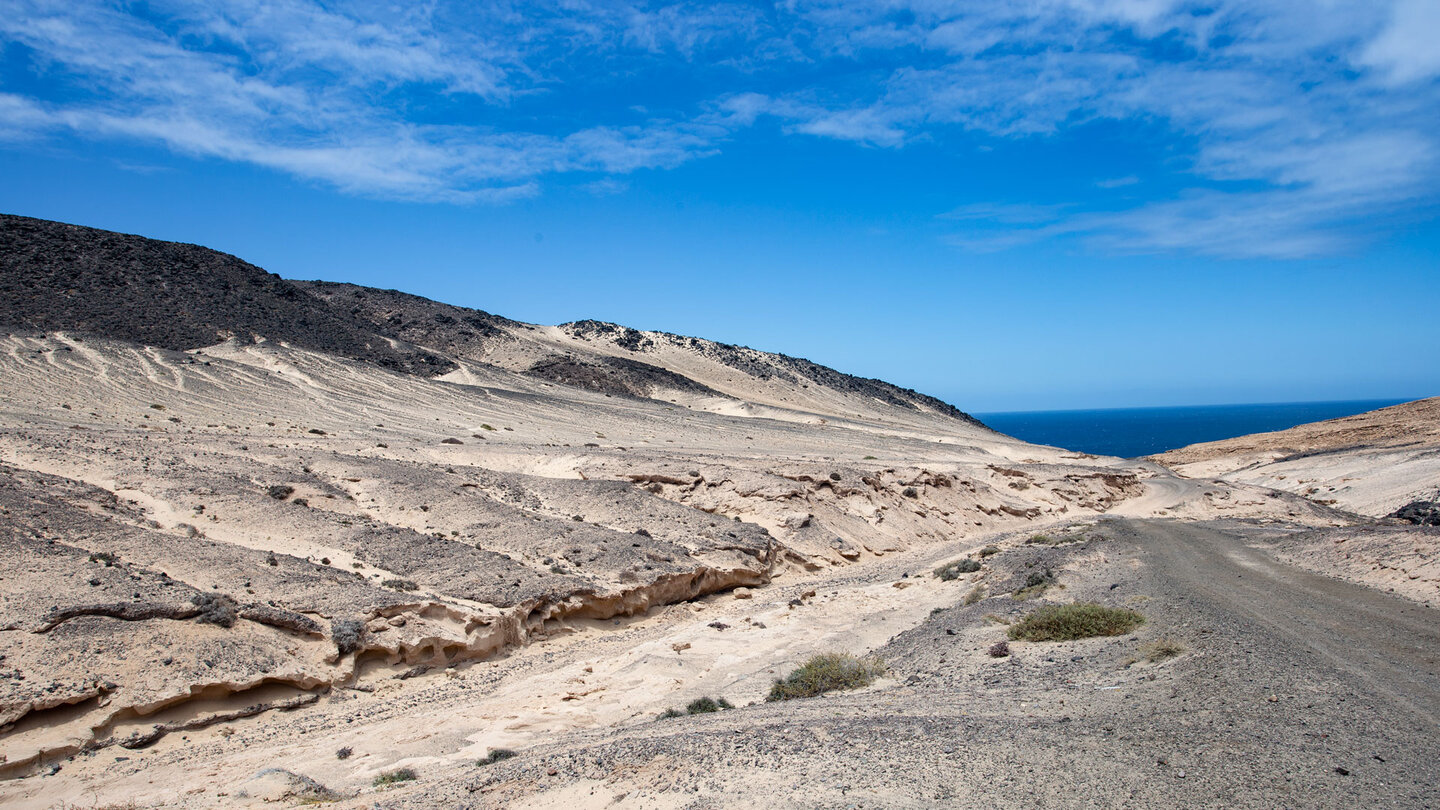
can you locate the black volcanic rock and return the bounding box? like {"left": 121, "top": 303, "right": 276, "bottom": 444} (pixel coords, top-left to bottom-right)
{"left": 1, "top": 213, "right": 980, "bottom": 425}
{"left": 1388, "top": 500, "right": 1440, "bottom": 526}
{"left": 294, "top": 280, "right": 522, "bottom": 358}
{"left": 0, "top": 214, "right": 453, "bottom": 376}
{"left": 525, "top": 354, "right": 723, "bottom": 399}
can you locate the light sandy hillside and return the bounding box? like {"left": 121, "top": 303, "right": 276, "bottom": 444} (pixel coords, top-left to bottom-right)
{"left": 1152, "top": 397, "right": 1440, "bottom": 517}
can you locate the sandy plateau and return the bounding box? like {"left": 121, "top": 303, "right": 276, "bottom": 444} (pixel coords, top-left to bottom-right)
{"left": 0, "top": 215, "right": 1436, "bottom": 808}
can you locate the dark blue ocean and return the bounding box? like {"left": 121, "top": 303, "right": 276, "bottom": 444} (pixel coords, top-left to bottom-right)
{"left": 973, "top": 399, "right": 1408, "bottom": 459}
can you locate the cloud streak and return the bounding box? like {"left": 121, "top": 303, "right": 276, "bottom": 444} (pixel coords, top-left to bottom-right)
{"left": 1, "top": 0, "right": 1436, "bottom": 256}
{"left": 0, "top": 0, "right": 725, "bottom": 201}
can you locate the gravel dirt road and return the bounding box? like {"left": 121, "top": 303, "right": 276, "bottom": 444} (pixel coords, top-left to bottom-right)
{"left": 422, "top": 518, "right": 1440, "bottom": 809}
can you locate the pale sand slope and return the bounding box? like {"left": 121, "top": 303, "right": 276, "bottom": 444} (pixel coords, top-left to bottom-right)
{"left": 1152, "top": 397, "right": 1440, "bottom": 518}
{"left": 0, "top": 331, "right": 1353, "bottom": 808}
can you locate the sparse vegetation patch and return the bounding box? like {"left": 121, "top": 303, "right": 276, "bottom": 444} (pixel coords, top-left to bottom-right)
{"left": 766, "top": 652, "right": 885, "bottom": 702}
{"left": 373, "top": 768, "right": 417, "bottom": 787}
{"left": 657, "top": 695, "right": 736, "bottom": 719}
{"left": 477, "top": 748, "right": 516, "bottom": 766}
{"left": 935, "top": 558, "right": 981, "bottom": 580}
{"left": 1007, "top": 603, "right": 1144, "bottom": 642}
{"left": 686, "top": 696, "right": 734, "bottom": 714}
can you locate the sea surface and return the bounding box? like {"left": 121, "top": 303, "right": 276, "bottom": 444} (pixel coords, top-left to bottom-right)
{"left": 974, "top": 399, "right": 1408, "bottom": 459}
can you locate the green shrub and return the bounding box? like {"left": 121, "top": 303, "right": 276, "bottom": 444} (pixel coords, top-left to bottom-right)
{"left": 656, "top": 707, "right": 684, "bottom": 720}
{"left": 935, "top": 558, "right": 981, "bottom": 581}
{"left": 373, "top": 768, "right": 417, "bottom": 787}
{"left": 477, "top": 749, "right": 516, "bottom": 766}
{"left": 1007, "top": 603, "right": 1144, "bottom": 642}
{"left": 766, "top": 652, "right": 885, "bottom": 702}
{"left": 685, "top": 696, "right": 734, "bottom": 714}
{"left": 963, "top": 585, "right": 986, "bottom": 605}
{"left": 978, "top": 545, "right": 1001, "bottom": 558}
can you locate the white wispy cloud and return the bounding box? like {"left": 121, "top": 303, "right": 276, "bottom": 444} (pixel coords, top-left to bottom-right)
{"left": 0, "top": 0, "right": 724, "bottom": 201}
{"left": 1, "top": 0, "right": 1436, "bottom": 257}
{"left": 1356, "top": 0, "right": 1440, "bottom": 85}
{"left": 762, "top": 0, "right": 1439, "bottom": 257}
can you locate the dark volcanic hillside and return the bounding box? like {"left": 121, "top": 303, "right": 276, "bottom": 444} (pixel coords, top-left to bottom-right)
{"left": 1, "top": 213, "right": 980, "bottom": 426}
{"left": 302, "top": 280, "right": 981, "bottom": 424}
{"left": 0, "top": 214, "right": 453, "bottom": 376}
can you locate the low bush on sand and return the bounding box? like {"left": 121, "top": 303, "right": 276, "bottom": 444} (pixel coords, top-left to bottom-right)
{"left": 685, "top": 696, "right": 734, "bottom": 714}
{"left": 373, "top": 768, "right": 417, "bottom": 787}
{"left": 766, "top": 652, "right": 886, "bottom": 702}
{"left": 1007, "top": 603, "right": 1144, "bottom": 642}
{"left": 657, "top": 696, "right": 735, "bottom": 719}
{"left": 935, "top": 558, "right": 981, "bottom": 580}
{"left": 476, "top": 749, "right": 516, "bottom": 766}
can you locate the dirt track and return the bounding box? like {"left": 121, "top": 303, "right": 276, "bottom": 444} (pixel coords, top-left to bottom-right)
{"left": 405, "top": 518, "right": 1440, "bottom": 809}
{"left": 6, "top": 515, "right": 1437, "bottom": 808}
{"left": 1133, "top": 519, "right": 1440, "bottom": 729}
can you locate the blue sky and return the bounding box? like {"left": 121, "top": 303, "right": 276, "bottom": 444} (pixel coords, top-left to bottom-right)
{"left": 1, "top": 1, "right": 1437, "bottom": 412}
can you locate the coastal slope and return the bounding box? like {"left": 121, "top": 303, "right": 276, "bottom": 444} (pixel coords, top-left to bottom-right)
{"left": 1152, "top": 397, "right": 1440, "bottom": 518}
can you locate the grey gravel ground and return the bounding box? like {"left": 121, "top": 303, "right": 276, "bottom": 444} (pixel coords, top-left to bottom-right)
{"left": 387, "top": 518, "right": 1440, "bottom": 809}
